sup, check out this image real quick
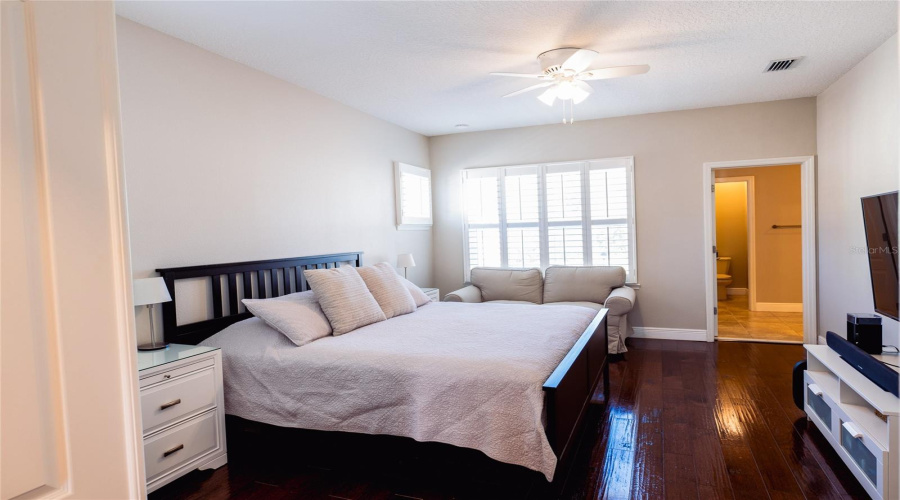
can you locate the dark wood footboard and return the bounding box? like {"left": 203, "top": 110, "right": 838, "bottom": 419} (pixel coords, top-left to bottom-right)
{"left": 543, "top": 309, "right": 609, "bottom": 485}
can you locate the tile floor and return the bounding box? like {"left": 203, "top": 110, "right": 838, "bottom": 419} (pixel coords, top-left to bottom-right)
{"left": 717, "top": 295, "right": 803, "bottom": 342}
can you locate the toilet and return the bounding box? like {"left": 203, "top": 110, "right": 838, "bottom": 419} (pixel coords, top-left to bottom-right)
{"left": 717, "top": 257, "right": 732, "bottom": 301}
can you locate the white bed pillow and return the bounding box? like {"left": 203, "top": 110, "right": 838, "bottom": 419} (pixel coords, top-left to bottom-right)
{"left": 400, "top": 276, "right": 432, "bottom": 307}
{"left": 357, "top": 262, "right": 417, "bottom": 319}
{"left": 242, "top": 291, "right": 331, "bottom": 346}
{"left": 303, "top": 266, "right": 386, "bottom": 335}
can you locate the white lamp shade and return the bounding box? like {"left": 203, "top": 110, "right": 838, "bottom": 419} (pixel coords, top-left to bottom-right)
{"left": 133, "top": 277, "right": 172, "bottom": 306}
{"left": 397, "top": 253, "right": 416, "bottom": 268}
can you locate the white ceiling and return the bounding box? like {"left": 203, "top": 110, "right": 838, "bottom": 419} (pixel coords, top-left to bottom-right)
{"left": 116, "top": 1, "right": 897, "bottom": 137}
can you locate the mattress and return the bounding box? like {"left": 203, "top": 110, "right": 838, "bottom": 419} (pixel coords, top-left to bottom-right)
{"left": 200, "top": 301, "right": 597, "bottom": 480}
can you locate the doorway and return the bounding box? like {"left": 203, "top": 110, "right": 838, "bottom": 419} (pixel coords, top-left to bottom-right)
{"left": 703, "top": 156, "right": 817, "bottom": 344}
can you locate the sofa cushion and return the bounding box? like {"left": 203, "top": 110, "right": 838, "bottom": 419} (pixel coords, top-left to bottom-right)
{"left": 543, "top": 266, "right": 625, "bottom": 304}
{"left": 471, "top": 267, "right": 543, "bottom": 304}
{"left": 486, "top": 300, "right": 540, "bottom": 306}
{"left": 542, "top": 301, "right": 603, "bottom": 312}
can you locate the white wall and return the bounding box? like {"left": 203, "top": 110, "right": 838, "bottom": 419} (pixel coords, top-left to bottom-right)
{"left": 817, "top": 34, "right": 899, "bottom": 346}
{"left": 429, "top": 98, "right": 817, "bottom": 332}
{"left": 117, "top": 19, "right": 431, "bottom": 343}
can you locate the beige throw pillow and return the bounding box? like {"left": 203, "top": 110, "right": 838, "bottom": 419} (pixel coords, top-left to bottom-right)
{"left": 303, "top": 266, "right": 386, "bottom": 335}
{"left": 242, "top": 291, "right": 331, "bottom": 346}
{"left": 400, "top": 277, "right": 432, "bottom": 307}
{"left": 357, "top": 263, "right": 417, "bottom": 318}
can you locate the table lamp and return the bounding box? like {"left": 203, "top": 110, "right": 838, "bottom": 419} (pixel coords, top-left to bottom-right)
{"left": 134, "top": 277, "right": 173, "bottom": 351}
{"left": 397, "top": 253, "right": 416, "bottom": 279}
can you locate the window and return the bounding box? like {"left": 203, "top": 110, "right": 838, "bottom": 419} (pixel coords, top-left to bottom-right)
{"left": 462, "top": 157, "right": 636, "bottom": 283}
{"left": 395, "top": 162, "right": 432, "bottom": 229}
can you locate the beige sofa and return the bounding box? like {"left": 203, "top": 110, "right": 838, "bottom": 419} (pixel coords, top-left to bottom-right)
{"left": 444, "top": 266, "right": 636, "bottom": 354}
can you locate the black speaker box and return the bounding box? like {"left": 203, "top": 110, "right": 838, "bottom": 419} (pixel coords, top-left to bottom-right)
{"left": 847, "top": 313, "right": 883, "bottom": 354}
{"left": 826, "top": 331, "right": 898, "bottom": 397}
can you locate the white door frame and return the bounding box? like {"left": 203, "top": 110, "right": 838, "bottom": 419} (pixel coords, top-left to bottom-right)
{"left": 714, "top": 176, "right": 757, "bottom": 310}
{"left": 1, "top": 2, "right": 145, "bottom": 497}
{"left": 703, "top": 156, "right": 817, "bottom": 344}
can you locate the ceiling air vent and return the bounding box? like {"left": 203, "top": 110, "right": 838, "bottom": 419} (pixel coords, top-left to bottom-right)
{"left": 765, "top": 58, "right": 801, "bottom": 72}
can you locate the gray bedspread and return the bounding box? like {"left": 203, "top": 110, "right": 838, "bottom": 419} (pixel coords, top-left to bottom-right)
{"left": 200, "top": 301, "right": 596, "bottom": 480}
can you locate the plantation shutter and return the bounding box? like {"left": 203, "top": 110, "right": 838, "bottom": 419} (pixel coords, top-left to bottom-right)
{"left": 464, "top": 168, "right": 501, "bottom": 270}
{"left": 545, "top": 163, "right": 585, "bottom": 266}
{"left": 588, "top": 159, "right": 632, "bottom": 278}
{"left": 400, "top": 172, "right": 430, "bottom": 219}
{"left": 395, "top": 163, "right": 432, "bottom": 227}
{"left": 504, "top": 166, "right": 541, "bottom": 268}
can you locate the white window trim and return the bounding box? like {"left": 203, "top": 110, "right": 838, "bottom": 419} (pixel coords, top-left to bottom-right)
{"left": 395, "top": 162, "right": 432, "bottom": 230}
{"left": 461, "top": 157, "right": 638, "bottom": 285}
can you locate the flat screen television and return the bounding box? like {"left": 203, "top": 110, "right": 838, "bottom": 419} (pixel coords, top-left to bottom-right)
{"left": 861, "top": 191, "right": 899, "bottom": 321}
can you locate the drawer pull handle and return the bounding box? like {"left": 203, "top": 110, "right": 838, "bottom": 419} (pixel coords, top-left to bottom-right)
{"left": 842, "top": 422, "right": 863, "bottom": 439}
{"left": 163, "top": 374, "right": 171, "bottom": 380}
{"left": 163, "top": 444, "right": 184, "bottom": 457}
{"left": 160, "top": 399, "right": 181, "bottom": 410}
{"left": 808, "top": 384, "right": 823, "bottom": 397}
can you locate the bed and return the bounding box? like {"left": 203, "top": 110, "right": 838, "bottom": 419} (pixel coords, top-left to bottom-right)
{"left": 156, "top": 252, "right": 609, "bottom": 487}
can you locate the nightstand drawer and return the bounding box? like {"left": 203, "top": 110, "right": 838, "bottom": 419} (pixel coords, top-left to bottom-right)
{"left": 141, "top": 367, "right": 216, "bottom": 434}
{"left": 140, "top": 357, "right": 214, "bottom": 388}
{"left": 144, "top": 409, "right": 220, "bottom": 482}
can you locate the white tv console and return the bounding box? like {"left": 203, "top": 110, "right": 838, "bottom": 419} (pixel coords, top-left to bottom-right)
{"left": 805, "top": 345, "right": 899, "bottom": 499}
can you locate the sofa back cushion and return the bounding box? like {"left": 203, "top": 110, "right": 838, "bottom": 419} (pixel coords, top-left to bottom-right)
{"left": 470, "top": 267, "right": 543, "bottom": 304}
{"left": 543, "top": 266, "right": 625, "bottom": 304}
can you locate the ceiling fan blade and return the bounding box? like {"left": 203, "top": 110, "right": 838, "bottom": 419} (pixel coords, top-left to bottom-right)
{"left": 537, "top": 86, "right": 558, "bottom": 106}
{"left": 491, "top": 72, "right": 547, "bottom": 79}
{"left": 561, "top": 49, "right": 598, "bottom": 73}
{"left": 578, "top": 64, "right": 650, "bottom": 81}
{"left": 503, "top": 82, "right": 553, "bottom": 98}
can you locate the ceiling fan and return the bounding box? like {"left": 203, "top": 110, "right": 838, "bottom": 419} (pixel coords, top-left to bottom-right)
{"left": 492, "top": 48, "right": 649, "bottom": 122}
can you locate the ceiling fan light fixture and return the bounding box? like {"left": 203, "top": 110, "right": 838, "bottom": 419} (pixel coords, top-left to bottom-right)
{"left": 571, "top": 87, "right": 590, "bottom": 104}
{"left": 555, "top": 81, "right": 575, "bottom": 100}
{"left": 537, "top": 87, "right": 557, "bottom": 106}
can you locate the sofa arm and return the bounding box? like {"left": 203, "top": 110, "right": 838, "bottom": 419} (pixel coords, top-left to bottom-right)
{"left": 443, "top": 285, "right": 483, "bottom": 303}
{"left": 604, "top": 286, "right": 635, "bottom": 315}
{"left": 605, "top": 286, "right": 635, "bottom": 354}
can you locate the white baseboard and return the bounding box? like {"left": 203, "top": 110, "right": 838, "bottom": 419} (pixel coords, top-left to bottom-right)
{"left": 726, "top": 287, "right": 747, "bottom": 296}
{"left": 631, "top": 327, "right": 707, "bottom": 342}
{"left": 755, "top": 302, "right": 803, "bottom": 312}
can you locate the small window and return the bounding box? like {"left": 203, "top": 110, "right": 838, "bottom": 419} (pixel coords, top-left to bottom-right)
{"left": 395, "top": 162, "right": 432, "bottom": 229}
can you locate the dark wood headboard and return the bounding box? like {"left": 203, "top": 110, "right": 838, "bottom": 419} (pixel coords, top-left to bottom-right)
{"left": 156, "top": 252, "right": 363, "bottom": 345}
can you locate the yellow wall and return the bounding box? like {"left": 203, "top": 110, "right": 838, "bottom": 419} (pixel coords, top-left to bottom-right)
{"left": 714, "top": 182, "right": 749, "bottom": 288}
{"left": 716, "top": 164, "right": 802, "bottom": 304}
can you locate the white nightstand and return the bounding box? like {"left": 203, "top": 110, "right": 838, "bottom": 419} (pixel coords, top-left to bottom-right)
{"left": 422, "top": 288, "right": 440, "bottom": 302}
{"left": 138, "top": 344, "right": 227, "bottom": 493}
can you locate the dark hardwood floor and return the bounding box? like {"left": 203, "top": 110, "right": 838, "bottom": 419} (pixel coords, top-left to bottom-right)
{"left": 149, "top": 339, "right": 869, "bottom": 500}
